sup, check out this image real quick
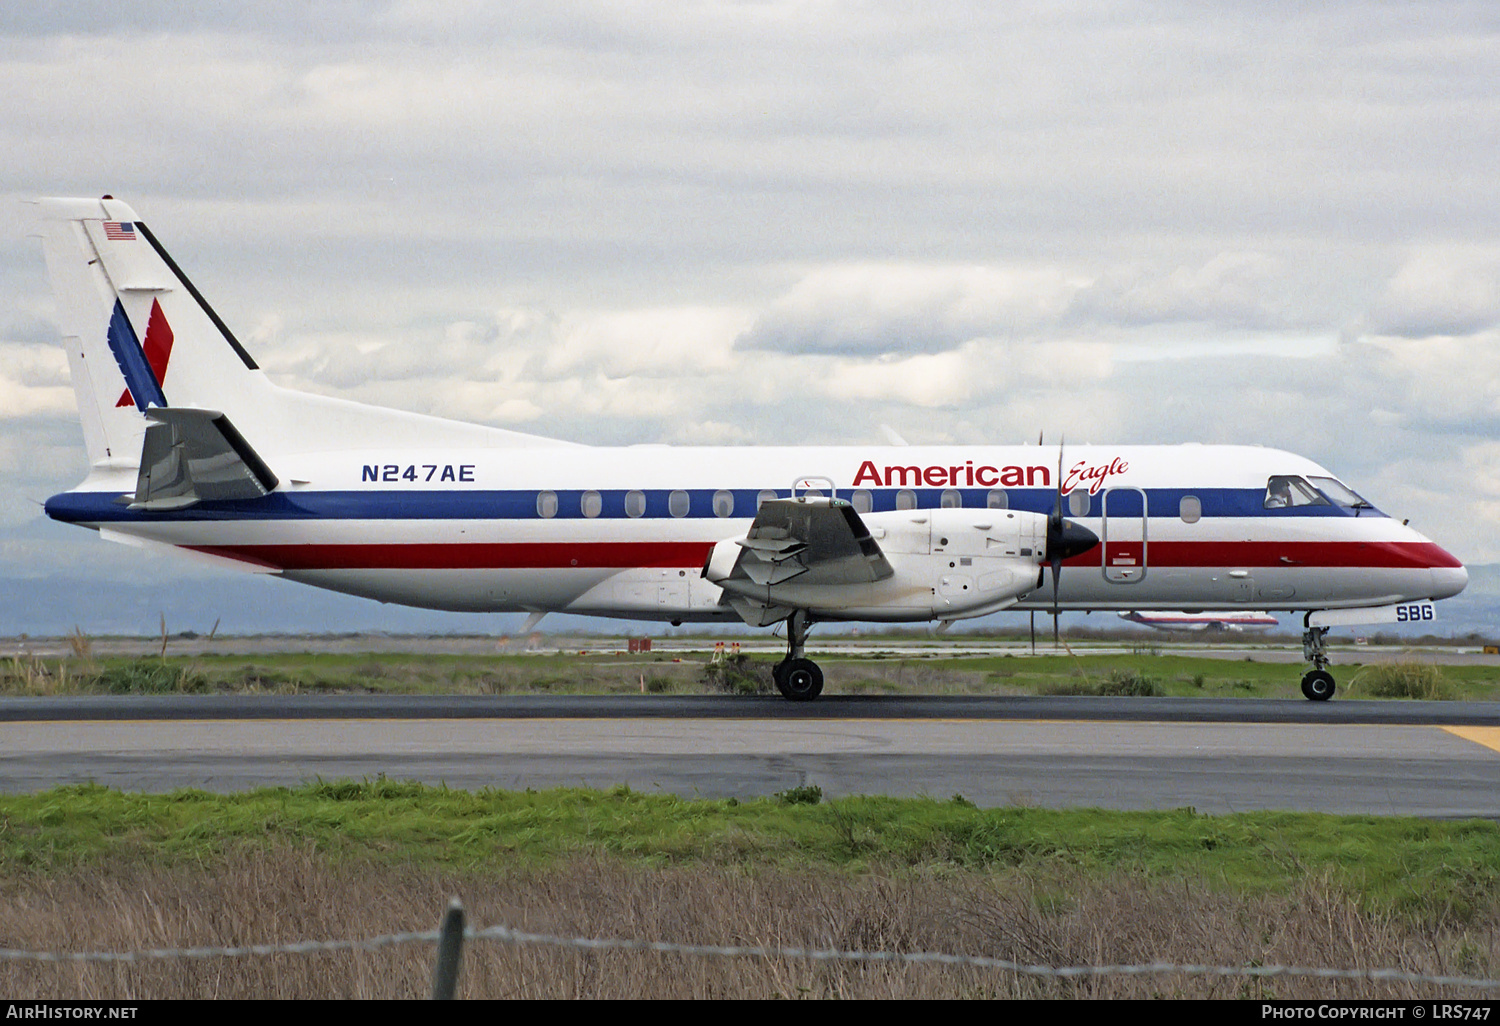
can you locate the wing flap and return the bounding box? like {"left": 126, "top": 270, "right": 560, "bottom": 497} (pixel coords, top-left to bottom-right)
{"left": 721, "top": 498, "right": 894, "bottom": 590}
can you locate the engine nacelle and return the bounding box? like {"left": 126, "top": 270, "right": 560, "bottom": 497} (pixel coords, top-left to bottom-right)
{"left": 705, "top": 506, "right": 1050, "bottom": 623}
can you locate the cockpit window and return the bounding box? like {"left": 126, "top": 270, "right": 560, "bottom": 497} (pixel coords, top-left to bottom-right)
{"left": 1264, "top": 475, "right": 1329, "bottom": 509}
{"left": 1307, "top": 476, "right": 1373, "bottom": 509}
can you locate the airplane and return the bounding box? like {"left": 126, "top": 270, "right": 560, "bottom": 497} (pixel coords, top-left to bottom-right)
{"left": 1120, "top": 610, "right": 1279, "bottom": 632}
{"left": 28, "top": 196, "right": 1469, "bottom": 702}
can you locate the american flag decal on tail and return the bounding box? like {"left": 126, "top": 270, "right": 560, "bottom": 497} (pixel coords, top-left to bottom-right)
{"left": 103, "top": 221, "right": 135, "bottom": 241}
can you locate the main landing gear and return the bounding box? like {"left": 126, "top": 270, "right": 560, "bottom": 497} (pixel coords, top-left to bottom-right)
{"left": 773, "top": 609, "right": 823, "bottom": 701}
{"left": 1301, "top": 619, "right": 1335, "bottom": 701}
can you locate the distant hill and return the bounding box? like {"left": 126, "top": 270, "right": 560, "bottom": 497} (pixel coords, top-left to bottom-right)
{"left": 1460, "top": 562, "right": 1500, "bottom": 595}
{"left": 0, "top": 575, "right": 523, "bottom": 638}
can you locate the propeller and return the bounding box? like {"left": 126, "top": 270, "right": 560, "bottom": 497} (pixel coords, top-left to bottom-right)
{"left": 1043, "top": 441, "right": 1100, "bottom": 645}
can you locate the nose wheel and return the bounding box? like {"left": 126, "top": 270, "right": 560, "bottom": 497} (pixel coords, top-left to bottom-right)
{"left": 774, "top": 610, "right": 824, "bottom": 701}
{"left": 1300, "top": 669, "right": 1335, "bottom": 701}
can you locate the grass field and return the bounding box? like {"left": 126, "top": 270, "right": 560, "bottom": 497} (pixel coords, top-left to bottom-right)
{"left": 1, "top": 783, "right": 1498, "bottom": 998}
{"left": 4, "top": 640, "right": 1500, "bottom": 700}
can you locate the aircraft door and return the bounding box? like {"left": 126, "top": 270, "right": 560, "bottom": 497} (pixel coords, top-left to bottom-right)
{"left": 1102, "top": 487, "right": 1148, "bottom": 584}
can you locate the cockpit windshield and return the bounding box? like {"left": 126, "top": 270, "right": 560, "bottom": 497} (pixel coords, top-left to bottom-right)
{"left": 1307, "top": 476, "right": 1374, "bottom": 510}
{"left": 1263, "top": 475, "right": 1329, "bottom": 509}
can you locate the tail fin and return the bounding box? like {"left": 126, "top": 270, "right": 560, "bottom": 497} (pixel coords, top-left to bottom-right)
{"left": 35, "top": 196, "right": 578, "bottom": 470}
{"left": 33, "top": 197, "right": 273, "bottom": 469}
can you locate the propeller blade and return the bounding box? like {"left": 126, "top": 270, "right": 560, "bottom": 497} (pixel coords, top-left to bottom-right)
{"left": 1052, "top": 441, "right": 1064, "bottom": 524}
{"left": 1040, "top": 438, "right": 1100, "bottom": 645}
{"left": 1052, "top": 565, "right": 1061, "bottom": 644}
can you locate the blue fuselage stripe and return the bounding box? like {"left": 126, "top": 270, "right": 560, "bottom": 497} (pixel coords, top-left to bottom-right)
{"left": 44, "top": 487, "right": 1384, "bottom": 524}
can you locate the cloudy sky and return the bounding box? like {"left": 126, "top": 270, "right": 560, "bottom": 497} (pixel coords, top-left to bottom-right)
{"left": 2, "top": 1, "right": 1499, "bottom": 624}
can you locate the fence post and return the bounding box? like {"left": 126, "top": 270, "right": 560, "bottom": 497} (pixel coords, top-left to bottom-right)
{"left": 431, "top": 898, "right": 466, "bottom": 999}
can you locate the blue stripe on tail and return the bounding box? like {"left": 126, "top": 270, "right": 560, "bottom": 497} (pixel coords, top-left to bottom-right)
{"left": 105, "top": 300, "right": 166, "bottom": 410}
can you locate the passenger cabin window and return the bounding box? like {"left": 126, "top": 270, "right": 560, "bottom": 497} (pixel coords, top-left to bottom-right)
{"left": 536, "top": 491, "right": 558, "bottom": 518}
{"left": 851, "top": 489, "right": 872, "bottom": 514}
{"left": 941, "top": 489, "right": 962, "bottom": 509}
{"left": 1264, "top": 475, "right": 1329, "bottom": 509}
{"left": 986, "top": 489, "right": 1008, "bottom": 509}
{"left": 581, "top": 490, "right": 602, "bottom": 518}
{"left": 669, "top": 490, "right": 690, "bottom": 518}
{"left": 757, "top": 489, "right": 778, "bottom": 509}
{"left": 895, "top": 489, "right": 917, "bottom": 510}
{"left": 1179, "top": 495, "right": 1202, "bottom": 523}
{"left": 1068, "top": 490, "right": 1090, "bottom": 517}
{"left": 624, "top": 490, "right": 646, "bottom": 518}
{"left": 713, "top": 489, "right": 734, "bottom": 517}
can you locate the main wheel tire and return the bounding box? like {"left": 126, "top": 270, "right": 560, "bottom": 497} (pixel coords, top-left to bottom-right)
{"left": 1301, "top": 669, "right": 1336, "bottom": 702}
{"left": 771, "top": 658, "right": 789, "bottom": 690}
{"left": 776, "top": 658, "right": 824, "bottom": 701}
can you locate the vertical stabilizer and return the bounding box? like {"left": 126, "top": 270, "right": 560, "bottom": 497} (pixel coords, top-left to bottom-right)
{"left": 34, "top": 196, "right": 576, "bottom": 463}
{"left": 32, "top": 197, "right": 276, "bottom": 468}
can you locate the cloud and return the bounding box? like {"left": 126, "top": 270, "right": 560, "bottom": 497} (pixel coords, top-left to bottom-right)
{"left": 529, "top": 306, "right": 749, "bottom": 380}
{"left": 1363, "top": 247, "right": 1500, "bottom": 338}
{"left": 737, "top": 262, "right": 1086, "bottom": 355}
{"left": 737, "top": 254, "right": 1301, "bottom": 357}
{"left": 0, "top": 344, "right": 72, "bottom": 419}
{"left": 1073, "top": 252, "right": 1288, "bottom": 329}
{"left": 1342, "top": 330, "right": 1500, "bottom": 435}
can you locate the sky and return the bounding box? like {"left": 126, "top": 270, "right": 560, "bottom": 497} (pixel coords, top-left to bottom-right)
{"left": 1, "top": 2, "right": 1499, "bottom": 632}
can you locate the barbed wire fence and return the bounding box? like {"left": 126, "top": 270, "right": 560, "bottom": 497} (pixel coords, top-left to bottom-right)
{"left": 4, "top": 899, "right": 1500, "bottom": 998}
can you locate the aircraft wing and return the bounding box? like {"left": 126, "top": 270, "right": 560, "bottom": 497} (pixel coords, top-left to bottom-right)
{"left": 131, "top": 408, "right": 279, "bottom": 510}
{"left": 721, "top": 497, "right": 894, "bottom": 588}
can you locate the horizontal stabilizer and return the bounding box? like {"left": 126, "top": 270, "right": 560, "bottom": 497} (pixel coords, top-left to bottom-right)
{"left": 131, "top": 408, "right": 278, "bottom": 510}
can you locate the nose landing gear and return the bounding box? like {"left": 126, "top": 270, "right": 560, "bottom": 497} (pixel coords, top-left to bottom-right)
{"left": 1301, "top": 620, "right": 1335, "bottom": 701}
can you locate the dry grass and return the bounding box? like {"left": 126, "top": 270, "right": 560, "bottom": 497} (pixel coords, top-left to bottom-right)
{"left": 1, "top": 655, "right": 80, "bottom": 695}
{"left": 0, "top": 850, "right": 1494, "bottom": 999}
{"left": 1355, "top": 661, "right": 1455, "bottom": 700}
{"left": 838, "top": 661, "right": 994, "bottom": 695}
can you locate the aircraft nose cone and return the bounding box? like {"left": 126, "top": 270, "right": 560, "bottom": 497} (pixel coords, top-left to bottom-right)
{"left": 1430, "top": 564, "right": 1468, "bottom": 600}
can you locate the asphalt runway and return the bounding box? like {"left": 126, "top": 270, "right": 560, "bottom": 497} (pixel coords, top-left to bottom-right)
{"left": 3, "top": 695, "right": 1500, "bottom": 816}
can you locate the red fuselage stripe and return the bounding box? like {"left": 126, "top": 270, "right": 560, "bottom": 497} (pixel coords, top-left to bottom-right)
{"left": 188, "top": 541, "right": 718, "bottom": 571}
{"left": 1067, "top": 540, "right": 1462, "bottom": 570}
{"left": 185, "top": 539, "right": 1461, "bottom": 572}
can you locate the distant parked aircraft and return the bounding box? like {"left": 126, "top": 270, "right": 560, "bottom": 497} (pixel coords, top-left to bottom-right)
{"left": 1120, "top": 610, "right": 1278, "bottom": 632}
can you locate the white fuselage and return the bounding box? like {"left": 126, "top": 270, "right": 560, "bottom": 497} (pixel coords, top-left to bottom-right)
{"left": 47, "top": 442, "right": 1468, "bottom": 623}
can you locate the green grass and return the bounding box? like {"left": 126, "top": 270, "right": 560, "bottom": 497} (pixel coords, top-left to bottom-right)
{"left": 3, "top": 782, "right": 1498, "bottom": 923}
{"left": 5, "top": 647, "right": 1500, "bottom": 701}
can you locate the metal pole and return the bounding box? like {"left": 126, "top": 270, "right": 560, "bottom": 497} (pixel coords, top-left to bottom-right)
{"left": 431, "top": 898, "right": 466, "bottom": 1000}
